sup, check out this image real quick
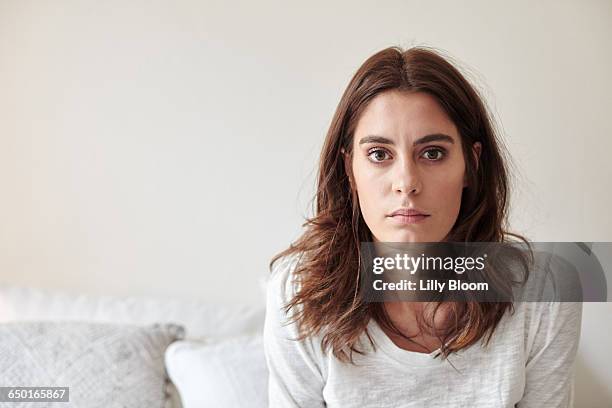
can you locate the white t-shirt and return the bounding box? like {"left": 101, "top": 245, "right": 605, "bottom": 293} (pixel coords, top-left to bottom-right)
{"left": 263, "top": 255, "right": 583, "bottom": 408}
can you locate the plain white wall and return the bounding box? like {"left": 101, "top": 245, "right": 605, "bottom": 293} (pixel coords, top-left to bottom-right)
{"left": 0, "top": 0, "right": 610, "bottom": 405}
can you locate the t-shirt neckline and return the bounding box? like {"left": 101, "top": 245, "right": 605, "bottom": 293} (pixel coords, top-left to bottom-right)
{"left": 368, "top": 319, "right": 447, "bottom": 367}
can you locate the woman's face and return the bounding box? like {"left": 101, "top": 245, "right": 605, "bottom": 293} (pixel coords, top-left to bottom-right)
{"left": 346, "top": 90, "right": 480, "bottom": 243}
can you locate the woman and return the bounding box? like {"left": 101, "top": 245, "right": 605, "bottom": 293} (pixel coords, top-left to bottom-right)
{"left": 264, "top": 46, "right": 582, "bottom": 407}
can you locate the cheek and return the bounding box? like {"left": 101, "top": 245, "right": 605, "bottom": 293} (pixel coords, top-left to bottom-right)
{"left": 354, "top": 174, "right": 380, "bottom": 213}
{"left": 352, "top": 161, "right": 387, "bottom": 221}
{"left": 428, "top": 168, "right": 465, "bottom": 216}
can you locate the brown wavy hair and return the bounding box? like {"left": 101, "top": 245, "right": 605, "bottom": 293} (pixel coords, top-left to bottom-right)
{"left": 270, "top": 46, "right": 530, "bottom": 364}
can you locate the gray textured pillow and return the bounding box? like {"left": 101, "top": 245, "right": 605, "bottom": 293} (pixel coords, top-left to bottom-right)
{"left": 0, "top": 321, "right": 185, "bottom": 408}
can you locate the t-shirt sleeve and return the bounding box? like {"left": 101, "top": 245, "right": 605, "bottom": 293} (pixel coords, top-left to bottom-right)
{"left": 263, "top": 255, "right": 327, "bottom": 408}
{"left": 517, "top": 301, "right": 583, "bottom": 408}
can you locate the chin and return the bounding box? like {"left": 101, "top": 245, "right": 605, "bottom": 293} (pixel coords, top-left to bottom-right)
{"left": 381, "top": 232, "right": 423, "bottom": 243}
{"left": 387, "top": 229, "right": 447, "bottom": 243}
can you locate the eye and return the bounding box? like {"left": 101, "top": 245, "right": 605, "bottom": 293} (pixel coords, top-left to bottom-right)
{"left": 367, "top": 148, "right": 391, "bottom": 163}
{"left": 421, "top": 147, "right": 446, "bottom": 161}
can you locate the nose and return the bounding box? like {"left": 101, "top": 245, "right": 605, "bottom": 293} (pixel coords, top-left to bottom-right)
{"left": 391, "top": 157, "right": 422, "bottom": 195}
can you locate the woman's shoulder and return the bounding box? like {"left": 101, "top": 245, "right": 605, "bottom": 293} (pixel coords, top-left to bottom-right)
{"left": 513, "top": 301, "right": 582, "bottom": 331}
{"left": 514, "top": 248, "right": 584, "bottom": 339}
{"left": 511, "top": 301, "right": 582, "bottom": 363}
{"left": 268, "top": 252, "right": 304, "bottom": 304}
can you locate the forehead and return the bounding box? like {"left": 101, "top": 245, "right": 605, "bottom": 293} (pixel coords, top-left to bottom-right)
{"left": 354, "top": 90, "right": 459, "bottom": 142}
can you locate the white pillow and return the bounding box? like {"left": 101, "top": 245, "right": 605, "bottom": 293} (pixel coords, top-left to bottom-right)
{"left": 0, "top": 321, "right": 184, "bottom": 408}
{"left": 165, "top": 334, "right": 268, "bottom": 408}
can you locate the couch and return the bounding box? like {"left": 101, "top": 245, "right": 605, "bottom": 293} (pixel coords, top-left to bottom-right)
{"left": 0, "top": 284, "right": 269, "bottom": 408}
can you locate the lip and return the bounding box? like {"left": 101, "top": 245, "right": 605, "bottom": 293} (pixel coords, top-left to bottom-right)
{"left": 387, "top": 208, "right": 430, "bottom": 225}
{"left": 389, "top": 208, "right": 430, "bottom": 217}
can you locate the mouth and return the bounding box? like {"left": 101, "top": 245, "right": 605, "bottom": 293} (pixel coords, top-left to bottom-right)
{"left": 387, "top": 209, "right": 430, "bottom": 224}
{"left": 388, "top": 214, "right": 430, "bottom": 224}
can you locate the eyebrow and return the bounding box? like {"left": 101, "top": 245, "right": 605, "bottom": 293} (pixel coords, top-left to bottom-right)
{"left": 358, "top": 134, "right": 455, "bottom": 146}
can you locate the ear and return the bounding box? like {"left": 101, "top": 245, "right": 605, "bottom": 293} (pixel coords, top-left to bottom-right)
{"left": 472, "top": 142, "right": 482, "bottom": 170}
{"left": 463, "top": 142, "right": 482, "bottom": 187}
{"left": 341, "top": 147, "right": 354, "bottom": 188}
